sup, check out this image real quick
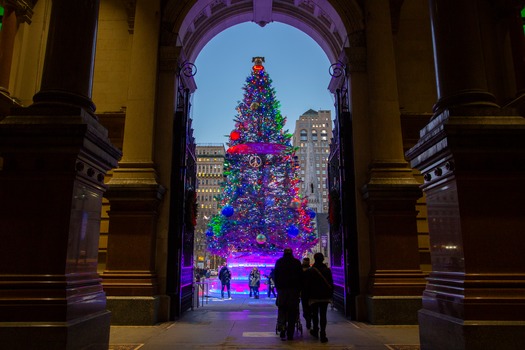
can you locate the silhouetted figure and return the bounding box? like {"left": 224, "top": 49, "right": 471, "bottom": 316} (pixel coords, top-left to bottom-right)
{"left": 219, "top": 262, "right": 232, "bottom": 299}
{"left": 301, "top": 257, "right": 312, "bottom": 330}
{"left": 249, "top": 267, "right": 261, "bottom": 299}
{"left": 305, "top": 252, "right": 333, "bottom": 343}
{"left": 274, "top": 248, "right": 303, "bottom": 341}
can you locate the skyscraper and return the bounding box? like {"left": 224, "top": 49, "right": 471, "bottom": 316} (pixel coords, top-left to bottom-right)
{"left": 195, "top": 144, "right": 226, "bottom": 270}
{"left": 292, "top": 109, "right": 332, "bottom": 214}
{"left": 292, "top": 109, "right": 333, "bottom": 259}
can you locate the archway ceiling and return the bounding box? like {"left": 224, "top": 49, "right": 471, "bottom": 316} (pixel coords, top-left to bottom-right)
{"left": 163, "top": 0, "right": 364, "bottom": 65}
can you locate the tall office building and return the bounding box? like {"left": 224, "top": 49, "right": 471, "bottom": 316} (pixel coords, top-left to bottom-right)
{"left": 292, "top": 109, "right": 332, "bottom": 213}
{"left": 195, "top": 144, "right": 226, "bottom": 270}
{"left": 292, "top": 109, "right": 333, "bottom": 258}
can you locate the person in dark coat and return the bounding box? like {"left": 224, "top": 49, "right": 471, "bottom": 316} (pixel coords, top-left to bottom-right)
{"left": 274, "top": 248, "right": 303, "bottom": 341}
{"left": 218, "top": 262, "right": 232, "bottom": 299}
{"left": 304, "top": 252, "right": 333, "bottom": 343}
{"left": 300, "top": 257, "right": 312, "bottom": 330}
{"left": 249, "top": 267, "right": 261, "bottom": 299}
{"left": 264, "top": 268, "right": 277, "bottom": 298}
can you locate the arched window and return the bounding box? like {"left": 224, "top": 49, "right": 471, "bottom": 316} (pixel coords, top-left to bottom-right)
{"left": 312, "top": 130, "right": 318, "bottom": 141}
{"left": 300, "top": 129, "right": 307, "bottom": 141}
{"left": 321, "top": 129, "right": 328, "bottom": 140}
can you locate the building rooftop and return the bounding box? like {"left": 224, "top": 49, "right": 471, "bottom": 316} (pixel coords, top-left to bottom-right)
{"left": 302, "top": 109, "right": 319, "bottom": 116}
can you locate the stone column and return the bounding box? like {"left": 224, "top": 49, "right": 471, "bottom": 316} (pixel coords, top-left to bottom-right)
{"left": 0, "top": 0, "right": 33, "bottom": 113}
{"left": 32, "top": 0, "right": 99, "bottom": 114}
{"left": 406, "top": 0, "right": 525, "bottom": 348}
{"left": 0, "top": 0, "right": 121, "bottom": 349}
{"left": 329, "top": 39, "right": 369, "bottom": 320}
{"left": 428, "top": 0, "right": 500, "bottom": 116}
{"left": 0, "top": 2, "right": 18, "bottom": 93}
{"left": 101, "top": 0, "right": 166, "bottom": 325}
{"left": 360, "top": 0, "right": 426, "bottom": 324}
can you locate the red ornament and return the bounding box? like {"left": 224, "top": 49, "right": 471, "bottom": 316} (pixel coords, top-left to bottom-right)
{"left": 230, "top": 130, "right": 241, "bottom": 141}
{"left": 253, "top": 65, "right": 264, "bottom": 71}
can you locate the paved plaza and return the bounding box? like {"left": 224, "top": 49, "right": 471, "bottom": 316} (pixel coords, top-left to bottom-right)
{"left": 109, "top": 281, "right": 420, "bottom": 350}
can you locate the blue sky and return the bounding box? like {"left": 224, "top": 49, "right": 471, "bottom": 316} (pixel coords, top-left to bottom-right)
{"left": 191, "top": 22, "right": 335, "bottom": 145}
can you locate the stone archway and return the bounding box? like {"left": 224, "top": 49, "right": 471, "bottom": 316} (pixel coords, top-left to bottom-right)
{"left": 157, "top": 0, "right": 366, "bottom": 320}
{"left": 156, "top": 0, "right": 428, "bottom": 325}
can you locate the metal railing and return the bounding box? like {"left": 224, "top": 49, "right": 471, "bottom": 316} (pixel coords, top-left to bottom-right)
{"left": 192, "top": 281, "right": 209, "bottom": 309}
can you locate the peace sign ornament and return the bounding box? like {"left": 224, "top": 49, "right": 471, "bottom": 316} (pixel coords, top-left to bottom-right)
{"left": 249, "top": 155, "right": 262, "bottom": 167}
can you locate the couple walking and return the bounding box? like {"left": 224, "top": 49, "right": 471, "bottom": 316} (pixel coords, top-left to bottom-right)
{"left": 274, "top": 248, "right": 333, "bottom": 343}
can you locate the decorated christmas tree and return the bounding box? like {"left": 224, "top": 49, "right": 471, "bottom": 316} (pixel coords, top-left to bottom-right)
{"left": 206, "top": 57, "right": 317, "bottom": 259}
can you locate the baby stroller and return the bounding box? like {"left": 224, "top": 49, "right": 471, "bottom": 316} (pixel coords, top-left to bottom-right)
{"left": 275, "top": 306, "right": 303, "bottom": 337}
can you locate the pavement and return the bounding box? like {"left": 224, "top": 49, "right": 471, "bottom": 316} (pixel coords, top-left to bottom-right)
{"left": 109, "top": 285, "right": 421, "bottom": 350}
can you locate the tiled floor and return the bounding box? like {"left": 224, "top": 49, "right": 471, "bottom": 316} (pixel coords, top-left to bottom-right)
{"left": 109, "top": 291, "right": 420, "bottom": 350}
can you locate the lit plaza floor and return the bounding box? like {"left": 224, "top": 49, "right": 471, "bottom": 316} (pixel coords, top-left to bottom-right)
{"left": 109, "top": 280, "right": 421, "bottom": 350}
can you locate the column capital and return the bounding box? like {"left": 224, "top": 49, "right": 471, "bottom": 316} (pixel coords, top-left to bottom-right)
{"left": 123, "top": 0, "right": 137, "bottom": 34}
{"left": 159, "top": 45, "right": 181, "bottom": 73}
{"left": 1, "top": 0, "right": 35, "bottom": 24}
{"left": 346, "top": 31, "right": 367, "bottom": 73}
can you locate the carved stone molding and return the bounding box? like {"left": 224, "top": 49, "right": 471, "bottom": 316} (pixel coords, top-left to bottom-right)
{"left": 347, "top": 31, "right": 366, "bottom": 73}
{"left": 122, "top": 0, "right": 136, "bottom": 34}
{"left": 159, "top": 45, "right": 180, "bottom": 72}
{"left": 1, "top": 0, "right": 35, "bottom": 24}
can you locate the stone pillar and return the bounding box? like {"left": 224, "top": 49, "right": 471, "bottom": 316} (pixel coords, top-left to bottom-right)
{"left": 330, "top": 39, "right": 369, "bottom": 320}
{"left": 360, "top": 0, "right": 426, "bottom": 324}
{"left": 0, "top": 0, "right": 121, "bottom": 349}
{"left": 406, "top": 0, "right": 525, "bottom": 348}
{"left": 429, "top": 0, "right": 500, "bottom": 115}
{"left": 32, "top": 0, "right": 99, "bottom": 114}
{"left": 101, "top": 0, "right": 166, "bottom": 325}
{"left": 0, "top": 2, "right": 17, "bottom": 93}
{"left": 156, "top": 44, "right": 182, "bottom": 320}
{"left": 0, "top": 0, "right": 33, "bottom": 99}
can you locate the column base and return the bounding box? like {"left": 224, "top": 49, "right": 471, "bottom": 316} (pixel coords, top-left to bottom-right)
{"left": 107, "top": 296, "right": 169, "bottom": 325}
{"left": 366, "top": 295, "right": 421, "bottom": 324}
{"left": 419, "top": 309, "right": 525, "bottom": 350}
{"left": 0, "top": 311, "right": 111, "bottom": 350}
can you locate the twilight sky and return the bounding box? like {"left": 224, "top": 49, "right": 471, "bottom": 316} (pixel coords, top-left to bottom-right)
{"left": 191, "top": 21, "right": 336, "bottom": 145}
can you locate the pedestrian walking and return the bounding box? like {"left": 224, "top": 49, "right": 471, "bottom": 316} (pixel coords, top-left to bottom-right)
{"left": 274, "top": 248, "right": 303, "bottom": 341}
{"left": 304, "top": 252, "right": 333, "bottom": 343}
{"left": 249, "top": 267, "right": 261, "bottom": 299}
{"left": 218, "top": 262, "right": 232, "bottom": 299}
{"left": 300, "top": 257, "right": 312, "bottom": 330}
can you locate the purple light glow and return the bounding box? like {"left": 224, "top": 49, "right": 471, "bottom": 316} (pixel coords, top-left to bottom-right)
{"left": 227, "top": 142, "right": 289, "bottom": 155}
{"left": 209, "top": 253, "right": 278, "bottom": 295}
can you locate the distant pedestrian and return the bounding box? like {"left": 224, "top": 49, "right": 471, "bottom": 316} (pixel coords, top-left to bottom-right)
{"left": 300, "top": 257, "right": 312, "bottom": 330}
{"left": 219, "top": 262, "right": 232, "bottom": 299}
{"left": 304, "top": 252, "right": 333, "bottom": 343}
{"left": 249, "top": 267, "right": 261, "bottom": 299}
{"left": 274, "top": 248, "right": 303, "bottom": 341}
{"left": 265, "top": 268, "right": 277, "bottom": 298}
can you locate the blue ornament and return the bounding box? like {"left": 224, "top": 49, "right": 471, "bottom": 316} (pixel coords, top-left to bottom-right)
{"left": 265, "top": 197, "right": 275, "bottom": 206}
{"left": 308, "top": 210, "right": 316, "bottom": 219}
{"left": 287, "top": 225, "right": 299, "bottom": 237}
{"left": 222, "top": 205, "right": 234, "bottom": 217}
{"left": 206, "top": 230, "right": 213, "bottom": 237}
